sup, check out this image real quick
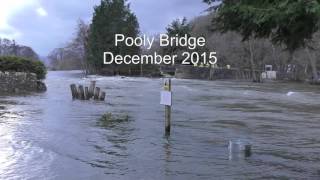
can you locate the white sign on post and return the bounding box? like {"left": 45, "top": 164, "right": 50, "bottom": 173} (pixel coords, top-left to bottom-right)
{"left": 160, "top": 91, "right": 172, "bottom": 106}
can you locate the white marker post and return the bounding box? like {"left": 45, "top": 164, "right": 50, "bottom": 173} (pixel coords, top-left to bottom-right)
{"left": 161, "top": 79, "right": 172, "bottom": 136}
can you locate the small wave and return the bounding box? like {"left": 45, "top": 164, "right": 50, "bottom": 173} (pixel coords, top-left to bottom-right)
{"left": 286, "top": 91, "right": 296, "bottom": 96}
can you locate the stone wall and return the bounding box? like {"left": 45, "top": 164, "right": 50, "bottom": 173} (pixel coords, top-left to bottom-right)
{"left": 0, "top": 71, "right": 46, "bottom": 94}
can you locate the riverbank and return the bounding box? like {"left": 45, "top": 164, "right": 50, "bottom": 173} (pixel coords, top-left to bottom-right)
{"left": 91, "top": 65, "right": 317, "bottom": 84}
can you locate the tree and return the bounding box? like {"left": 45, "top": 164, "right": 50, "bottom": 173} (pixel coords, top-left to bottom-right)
{"left": 305, "top": 32, "right": 320, "bottom": 83}
{"left": 48, "top": 48, "right": 64, "bottom": 70}
{"left": 47, "top": 20, "right": 91, "bottom": 71}
{"left": 163, "top": 18, "right": 191, "bottom": 57}
{"left": 163, "top": 18, "right": 209, "bottom": 65}
{"left": 204, "top": 0, "right": 320, "bottom": 83}
{"left": 69, "top": 19, "right": 90, "bottom": 74}
{"left": 47, "top": 45, "right": 86, "bottom": 71}
{"left": 87, "top": 0, "right": 140, "bottom": 75}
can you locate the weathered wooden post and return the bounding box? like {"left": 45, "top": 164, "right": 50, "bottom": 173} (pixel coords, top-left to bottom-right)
{"left": 89, "top": 81, "right": 96, "bottom": 98}
{"left": 84, "top": 87, "right": 89, "bottom": 100}
{"left": 94, "top": 87, "right": 100, "bottom": 100}
{"left": 78, "top": 85, "right": 85, "bottom": 100}
{"left": 70, "top": 81, "right": 106, "bottom": 102}
{"left": 99, "top": 91, "right": 106, "bottom": 101}
{"left": 160, "top": 79, "right": 172, "bottom": 136}
{"left": 70, "top": 84, "right": 77, "bottom": 99}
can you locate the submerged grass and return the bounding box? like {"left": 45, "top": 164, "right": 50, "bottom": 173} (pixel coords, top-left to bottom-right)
{"left": 97, "top": 112, "right": 130, "bottom": 128}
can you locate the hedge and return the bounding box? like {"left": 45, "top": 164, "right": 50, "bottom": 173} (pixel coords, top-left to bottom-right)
{"left": 0, "top": 56, "right": 47, "bottom": 79}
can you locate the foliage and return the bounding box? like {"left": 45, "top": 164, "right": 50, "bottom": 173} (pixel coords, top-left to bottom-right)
{"left": 163, "top": 18, "right": 192, "bottom": 55}
{"left": 162, "top": 18, "right": 209, "bottom": 65}
{"left": 48, "top": 20, "right": 90, "bottom": 71}
{"left": 204, "top": 0, "right": 320, "bottom": 52}
{"left": 190, "top": 13, "right": 319, "bottom": 81}
{"left": 87, "top": 0, "right": 140, "bottom": 73}
{"left": 0, "top": 56, "right": 47, "bottom": 79}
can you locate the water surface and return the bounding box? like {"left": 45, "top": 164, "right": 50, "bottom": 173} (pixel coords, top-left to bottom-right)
{"left": 0, "top": 71, "right": 320, "bottom": 179}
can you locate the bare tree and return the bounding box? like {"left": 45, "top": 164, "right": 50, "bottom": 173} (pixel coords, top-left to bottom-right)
{"left": 69, "top": 19, "right": 90, "bottom": 74}
{"left": 47, "top": 19, "right": 90, "bottom": 73}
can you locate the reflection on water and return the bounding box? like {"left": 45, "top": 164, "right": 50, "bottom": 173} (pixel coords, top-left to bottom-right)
{"left": 0, "top": 71, "right": 320, "bottom": 179}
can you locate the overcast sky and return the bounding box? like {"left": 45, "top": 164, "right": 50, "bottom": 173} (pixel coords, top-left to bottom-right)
{"left": 0, "top": 0, "right": 207, "bottom": 56}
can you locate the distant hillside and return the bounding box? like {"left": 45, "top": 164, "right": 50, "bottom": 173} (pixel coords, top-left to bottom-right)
{"left": 0, "top": 38, "right": 39, "bottom": 61}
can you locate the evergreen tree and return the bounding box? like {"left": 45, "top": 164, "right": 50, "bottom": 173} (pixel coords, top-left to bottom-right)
{"left": 163, "top": 18, "right": 192, "bottom": 56}
{"left": 163, "top": 18, "right": 208, "bottom": 65}
{"left": 204, "top": 0, "right": 320, "bottom": 82}
{"left": 204, "top": 0, "right": 320, "bottom": 52}
{"left": 87, "top": 0, "right": 140, "bottom": 74}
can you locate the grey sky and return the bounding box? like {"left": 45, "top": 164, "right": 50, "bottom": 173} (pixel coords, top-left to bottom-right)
{"left": 0, "top": 0, "right": 207, "bottom": 56}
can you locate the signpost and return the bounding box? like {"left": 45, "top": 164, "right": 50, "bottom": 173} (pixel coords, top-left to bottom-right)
{"left": 161, "top": 79, "right": 172, "bottom": 136}
{"left": 160, "top": 91, "right": 172, "bottom": 106}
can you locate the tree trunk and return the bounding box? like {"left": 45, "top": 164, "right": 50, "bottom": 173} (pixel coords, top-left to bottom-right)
{"left": 271, "top": 44, "right": 280, "bottom": 71}
{"left": 305, "top": 48, "right": 319, "bottom": 84}
{"left": 284, "top": 52, "right": 293, "bottom": 80}
{"left": 248, "top": 40, "right": 258, "bottom": 82}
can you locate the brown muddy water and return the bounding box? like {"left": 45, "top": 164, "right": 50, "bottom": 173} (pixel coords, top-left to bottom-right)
{"left": 0, "top": 71, "right": 320, "bottom": 180}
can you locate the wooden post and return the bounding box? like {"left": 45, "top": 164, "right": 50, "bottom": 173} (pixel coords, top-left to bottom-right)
{"left": 99, "top": 91, "right": 106, "bottom": 101}
{"left": 70, "top": 84, "right": 77, "bottom": 99}
{"left": 84, "top": 87, "right": 89, "bottom": 100}
{"left": 89, "top": 81, "right": 96, "bottom": 98}
{"left": 78, "top": 85, "right": 85, "bottom": 100}
{"left": 164, "top": 79, "right": 171, "bottom": 136}
{"left": 94, "top": 87, "right": 100, "bottom": 100}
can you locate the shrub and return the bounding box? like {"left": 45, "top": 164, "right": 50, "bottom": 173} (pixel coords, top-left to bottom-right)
{"left": 0, "top": 56, "right": 47, "bottom": 79}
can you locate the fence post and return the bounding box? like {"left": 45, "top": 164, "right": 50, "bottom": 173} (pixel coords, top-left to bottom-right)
{"left": 94, "top": 87, "right": 100, "bottom": 100}
{"left": 78, "top": 85, "right": 85, "bottom": 100}
{"left": 70, "top": 84, "right": 77, "bottom": 99}
{"left": 85, "top": 87, "right": 89, "bottom": 100}
{"left": 89, "top": 81, "right": 96, "bottom": 98}
{"left": 99, "top": 91, "right": 106, "bottom": 101}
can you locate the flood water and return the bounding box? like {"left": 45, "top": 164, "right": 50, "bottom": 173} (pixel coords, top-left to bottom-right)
{"left": 1, "top": 71, "right": 320, "bottom": 179}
